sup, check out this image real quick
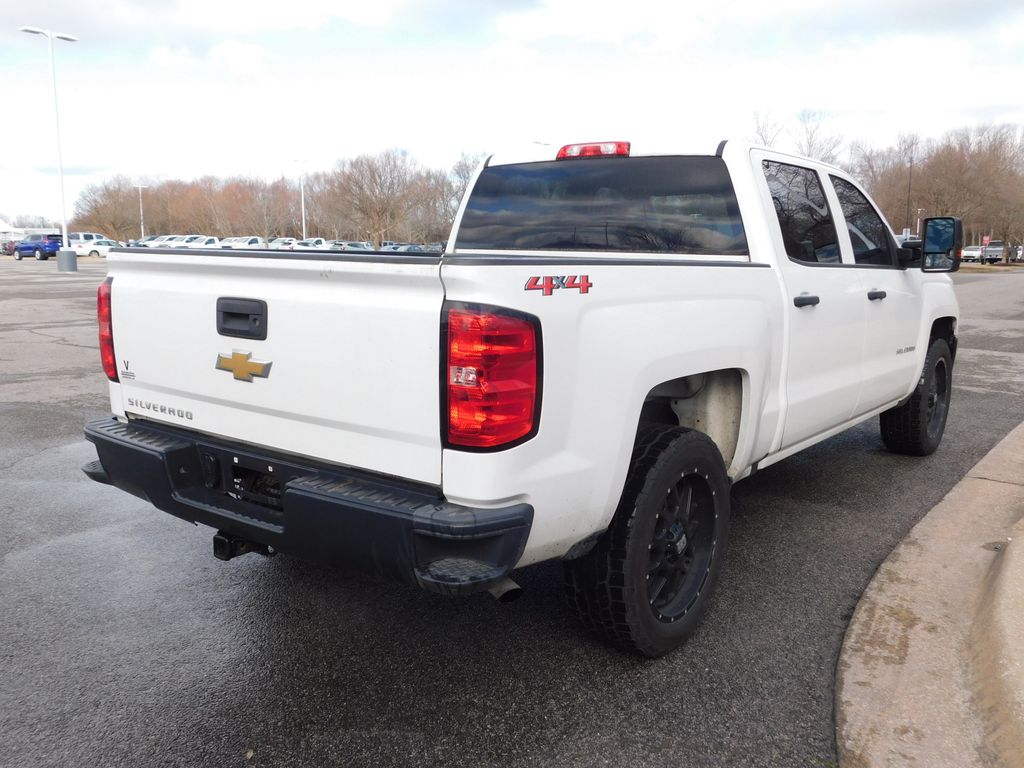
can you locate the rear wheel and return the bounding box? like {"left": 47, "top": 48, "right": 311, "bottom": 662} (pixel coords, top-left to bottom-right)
{"left": 34, "top": 248, "right": 44, "bottom": 260}
{"left": 880, "top": 338, "right": 952, "bottom": 455}
{"left": 89, "top": 250, "right": 99, "bottom": 258}
{"left": 564, "top": 424, "right": 731, "bottom": 657}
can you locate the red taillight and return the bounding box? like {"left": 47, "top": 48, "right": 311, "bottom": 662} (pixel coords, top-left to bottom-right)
{"left": 556, "top": 141, "right": 630, "bottom": 160}
{"left": 98, "top": 277, "right": 118, "bottom": 382}
{"left": 446, "top": 306, "right": 540, "bottom": 449}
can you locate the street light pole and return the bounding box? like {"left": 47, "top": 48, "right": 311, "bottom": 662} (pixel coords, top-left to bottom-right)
{"left": 20, "top": 25, "right": 78, "bottom": 272}
{"left": 136, "top": 185, "right": 148, "bottom": 240}
{"left": 300, "top": 173, "right": 307, "bottom": 240}
{"left": 292, "top": 160, "right": 307, "bottom": 240}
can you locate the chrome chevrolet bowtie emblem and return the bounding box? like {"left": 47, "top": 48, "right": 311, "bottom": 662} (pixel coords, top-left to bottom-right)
{"left": 215, "top": 351, "right": 272, "bottom": 382}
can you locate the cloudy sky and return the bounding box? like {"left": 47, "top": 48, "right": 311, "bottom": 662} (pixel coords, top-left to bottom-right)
{"left": 1, "top": 0, "right": 1022, "bottom": 222}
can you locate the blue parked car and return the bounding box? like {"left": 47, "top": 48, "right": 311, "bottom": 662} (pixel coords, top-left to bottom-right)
{"left": 14, "top": 233, "right": 63, "bottom": 261}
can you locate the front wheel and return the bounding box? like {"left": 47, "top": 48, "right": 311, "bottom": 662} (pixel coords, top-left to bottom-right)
{"left": 880, "top": 338, "right": 953, "bottom": 455}
{"left": 564, "top": 424, "right": 731, "bottom": 657}
{"left": 14, "top": 250, "right": 22, "bottom": 260}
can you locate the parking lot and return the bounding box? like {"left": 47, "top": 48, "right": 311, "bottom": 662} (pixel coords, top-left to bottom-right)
{"left": 3, "top": 258, "right": 1024, "bottom": 768}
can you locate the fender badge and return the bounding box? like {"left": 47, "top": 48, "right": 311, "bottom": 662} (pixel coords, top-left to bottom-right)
{"left": 216, "top": 351, "right": 272, "bottom": 382}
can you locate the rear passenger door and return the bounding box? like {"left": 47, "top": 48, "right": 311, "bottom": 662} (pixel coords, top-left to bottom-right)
{"left": 827, "top": 175, "right": 923, "bottom": 413}
{"left": 757, "top": 154, "right": 866, "bottom": 449}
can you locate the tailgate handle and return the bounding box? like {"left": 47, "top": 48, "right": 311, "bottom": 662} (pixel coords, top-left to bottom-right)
{"left": 217, "top": 297, "right": 267, "bottom": 340}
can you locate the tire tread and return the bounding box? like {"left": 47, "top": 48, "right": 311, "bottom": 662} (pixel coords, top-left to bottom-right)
{"left": 564, "top": 423, "right": 728, "bottom": 656}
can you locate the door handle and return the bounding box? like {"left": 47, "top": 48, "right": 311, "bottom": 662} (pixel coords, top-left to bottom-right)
{"left": 793, "top": 294, "right": 820, "bottom": 308}
{"left": 867, "top": 290, "right": 887, "bottom": 301}
{"left": 217, "top": 297, "right": 268, "bottom": 340}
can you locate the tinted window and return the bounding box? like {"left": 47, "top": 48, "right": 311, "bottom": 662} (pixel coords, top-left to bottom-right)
{"left": 830, "top": 176, "right": 896, "bottom": 266}
{"left": 762, "top": 160, "right": 840, "bottom": 264}
{"left": 456, "top": 156, "right": 748, "bottom": 255}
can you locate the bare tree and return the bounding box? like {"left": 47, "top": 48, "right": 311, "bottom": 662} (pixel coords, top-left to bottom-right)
{"left": 752, "top": 111, "right": 784, "bottom": 148}
{"left": 12, "top": 214, "right": 59, "bottom": 229}
{"left": 336, "top": 149, "right": 422, "bottom": 246}
{"left": 71, "top": 175, "right": 138, "bottom": 240}
{"left": 792, "top": 110, "right": 842, "bottom": 165}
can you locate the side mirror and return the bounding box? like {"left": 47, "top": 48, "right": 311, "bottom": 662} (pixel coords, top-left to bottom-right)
{"left": 897, "top": 238, "right": 922, "bottom": 268}
{"left": 921, "top": 217, "right": 963, "bottom": 273}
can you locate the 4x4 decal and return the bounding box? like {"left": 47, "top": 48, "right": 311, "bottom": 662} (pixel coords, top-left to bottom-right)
{"left": 524, "top": 275, "right": 593, "bottom": 296}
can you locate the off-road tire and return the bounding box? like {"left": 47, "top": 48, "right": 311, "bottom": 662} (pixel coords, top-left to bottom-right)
{"left": 880, "top": 338, "right": 952, "bottom": 456}
{"left": 564, "top": 424, "right": 731, "bottom": 657}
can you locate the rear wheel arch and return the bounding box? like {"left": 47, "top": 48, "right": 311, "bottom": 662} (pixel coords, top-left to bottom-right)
{"left": 638, "top": 368, "right": 745, "bottom": 471}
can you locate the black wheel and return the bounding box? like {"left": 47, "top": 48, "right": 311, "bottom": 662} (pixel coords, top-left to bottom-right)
{"left": 34, "top": 248, "right": 44, "bottom": 260}
{"left": 89, "top": 250, "right": 99, "bottom": 258}
{"left": 564, "top": 424, "right": 731, "bottom": 657}
{"left": 880, "top": 338, "right": 952, "bottom": 456}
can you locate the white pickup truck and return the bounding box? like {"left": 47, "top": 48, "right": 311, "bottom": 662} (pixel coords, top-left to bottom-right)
{"left": 83, "top": 140, "right": 962, "bottom": 656}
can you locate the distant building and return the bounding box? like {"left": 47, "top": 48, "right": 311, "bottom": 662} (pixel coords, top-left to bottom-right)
{"left": 0, "top": 219, "right": 23, "bottom": 240}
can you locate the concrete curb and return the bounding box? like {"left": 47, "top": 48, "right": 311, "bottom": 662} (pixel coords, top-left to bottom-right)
{"left": 972, "top": 516, "right": 1024, "bottom": 765}
{"left": 836, "top": 421, "right": 1024, "bottom": 768}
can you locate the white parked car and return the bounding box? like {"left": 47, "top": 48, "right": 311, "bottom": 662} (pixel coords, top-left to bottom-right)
{"left": 331, "top": 240, "right": 374, "bottom": 251}
{"left": 83, "top": 138, "right": 962, "bottom": 657}
{"left": 68, "top": 232, "right": 109, "bottom": 251}
{"left": 292, "top": 238, "right": 328, "bottom": 250}
{"left": 73, "top": 238, "right": 121, "bottom": 258}
{"left": 144, "top": 235, "right": 178, "bottom": 248}
{"left": 220, "top": 236, "right": 266, "bottom": 249}
{"left": 961, "top": 245, "right": 982, "bottom": 263}
{"left": 269, "top": 237, "right": 297, "bottom": 250}
{"left": 181, "top": 236, "right": 220, "bottom": 249}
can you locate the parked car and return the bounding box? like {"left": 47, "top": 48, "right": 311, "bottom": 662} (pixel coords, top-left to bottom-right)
{"left": 292, "top": 238, "right": 327, "bottom": 250}
{"left": 68, "top": 232, "right": 109, "bottom": 251}
{"left": 14, "top": 233, "right": 63, "bottom": 260}
{"left": 961, "top": 245, "right": 983, "bottom": 263}
{"left": 182, "top": 236, "right": 219, "bottom": 249}
{"left": 325, "top": 240, "right": 374, "bottom": 251}
{"left": 982, "top": 240, "right": 1005, "bottom": 264}
{"left": 83, "top": 138, "right": 962, "bottom": 657}
{"left": 130, "top": 235, "right": 160, "bottom": 247}
{"left": 143, "top": 235, "right": 178, "bottom": 248}
{"left": 268, "top": 237, "right": 297, "bottom": 250}
{"left": 220, "top": 236, "right": 266, "bottom": 249}
{"left": 74, "top": 238, "right": 120, "bottom": 258}
{"left": 159, "top": 235, "right": 191, "bottom": 248}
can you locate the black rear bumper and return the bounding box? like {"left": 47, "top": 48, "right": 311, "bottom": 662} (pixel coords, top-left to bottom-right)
{"left": 83, "top": 418, "right": 532, "bottom": 595}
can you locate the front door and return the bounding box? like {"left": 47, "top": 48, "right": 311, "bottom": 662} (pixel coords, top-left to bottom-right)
{"left": 826, "top": 175, "right": 923, "bottom": 414}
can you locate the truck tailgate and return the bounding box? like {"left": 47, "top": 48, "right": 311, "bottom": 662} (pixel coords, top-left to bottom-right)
{"left": 107, "top": 250, "right": 444, "bottom": 485}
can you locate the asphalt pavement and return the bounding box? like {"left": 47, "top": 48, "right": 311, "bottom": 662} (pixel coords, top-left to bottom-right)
{"left": 2, "top": 259, "right": 1023, "bottom": 768}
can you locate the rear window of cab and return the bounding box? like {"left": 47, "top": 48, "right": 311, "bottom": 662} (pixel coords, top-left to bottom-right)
{"left": 455, "top": 156, "right": 748, "bottom": 256}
